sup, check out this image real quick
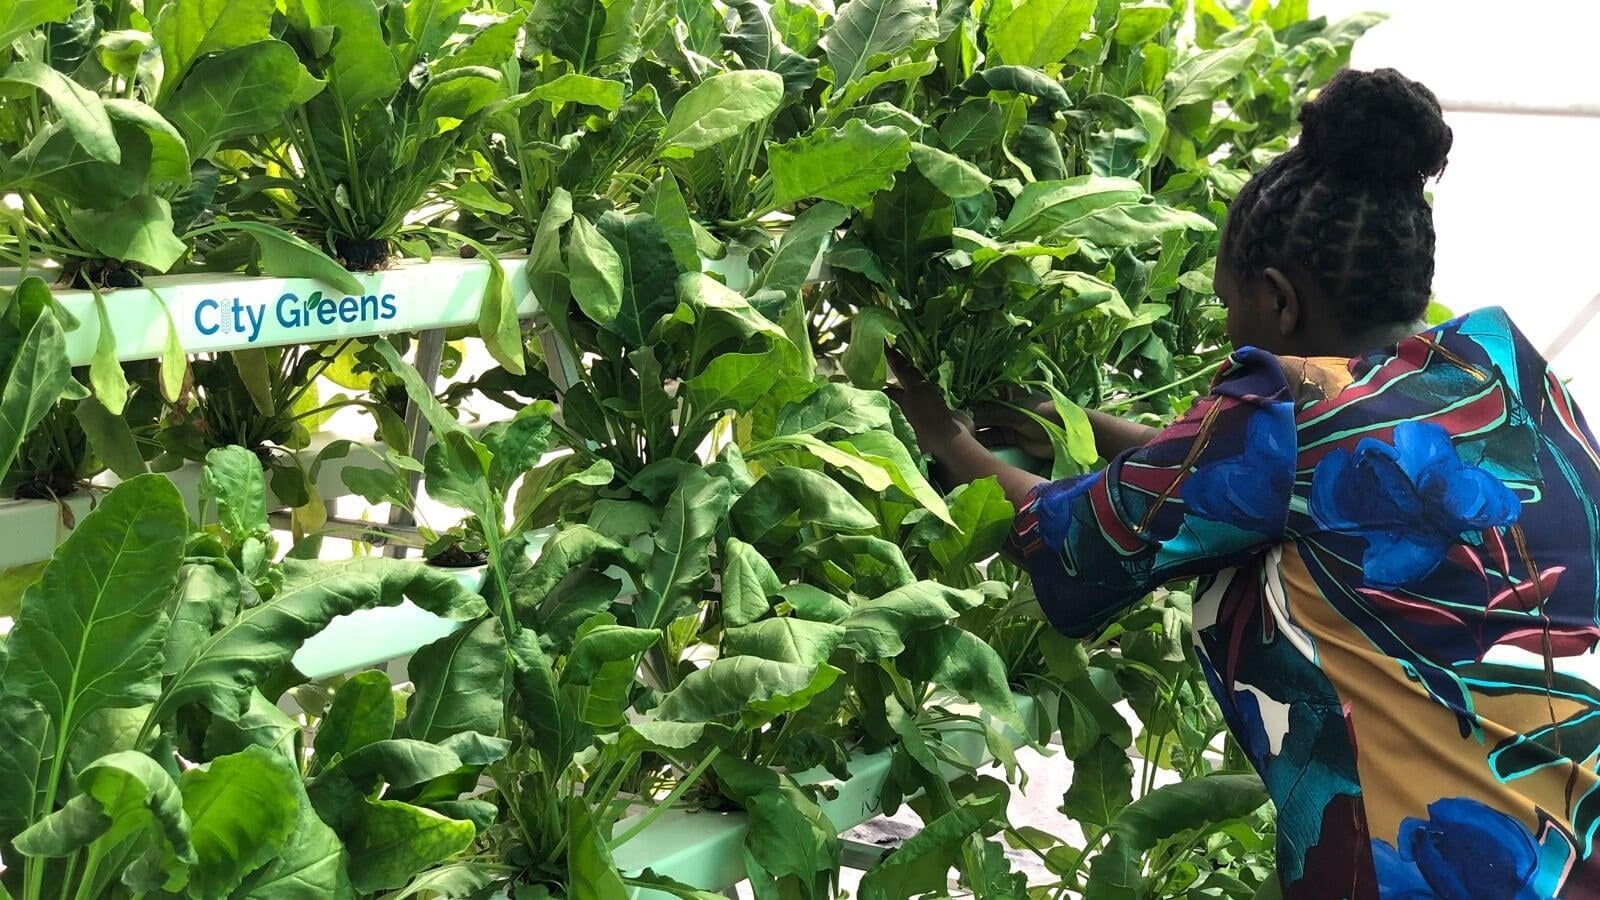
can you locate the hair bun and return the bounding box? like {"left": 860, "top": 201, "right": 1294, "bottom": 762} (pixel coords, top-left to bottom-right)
{"left": 1298, "top": 68, "right": 1452, "bottom": 183}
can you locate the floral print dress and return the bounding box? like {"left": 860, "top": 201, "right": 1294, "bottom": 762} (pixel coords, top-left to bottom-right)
{"left": 1016, "top": 308, "right": 1600, "bottom": 898}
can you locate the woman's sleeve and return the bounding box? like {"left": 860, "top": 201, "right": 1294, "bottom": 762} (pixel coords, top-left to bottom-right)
{"left": 1014, "top": 348, "right": 1299, "bottom": 638}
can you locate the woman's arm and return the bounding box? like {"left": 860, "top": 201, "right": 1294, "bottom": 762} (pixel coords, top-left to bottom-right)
{"left": 974, "top": 399, "right": 1160, "bottom": 460}
{"left": 888, "top": 357, "right": 1046, "bottom": 511}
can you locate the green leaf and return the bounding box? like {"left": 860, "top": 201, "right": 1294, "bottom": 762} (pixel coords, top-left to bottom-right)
{"left": 101, "top": 100, "right": 189, "bottom": 190}
{"left": 507, "top": 629, "right": 580, "bottom": 770}
{"left": 525, "top": 72, "right": 625, "bottom": 110}
{"left": 732, "top": 467, "right": 877, "bottom": 544}
{"left": 71, "top": 194, "right": 186, "bottom": 271}
{"left": 3, "top": 475, "right": 185, "bottom": 754}
{"left": 858, "top": 806, "right": 983, "bottom": 900}
{"left": 373, "top": 339, "right": 461, "bottom": 438}
{"left": 898, "top": 625, "right": 1024, "bottom": 732}
{"left": 332, "top": 739, "right": 464, "bottom": 789}
{"left": 343, "top": 800, "right": 475, "bottom": 892}
{"left": 16, "top": 751, "right": 193, "bottom": 868}
{"left": 593, "top": 211, "right": 680, "bottom": 347}
{"left": 726, "top": 618, "right": 845, "bottom": 668}
{"left": 998, "top": 175, "right": 1144, "bottom": 240}
{"left": 1113, "top": 2, "right": 1171, "bottom": 45}
{"left": 1063, "top": 201, "right": 1214, "bottom": 247}
{"left": 0, "top": 62, "right": 119, "bottom": 163}
{"left": 314, "top": 670, "right": 395, "bottom": 767}
{"left": 570, "top": 798, "right": 628, "bottom": 898}
{"left": 837, "top": 581, "right": 981, "bottom": 659}
{"left": 1109, "top": 773, "right": 1268, "bottom": 851}
{"left": 151, "top": 558, "right": 484, "bottom": 723}
{"left": 1060, "top": 737, "right": 1133, "bottom": 828}
{"left": 840, "top": 307, "right": 902, "bottom": 390}
{"left": 153, "top": 0, "right": 274, "bottom": 94}
{"left": 640, "top": 174, "right": 699, "bottom": 272}
{"left": 820, "top": 0, "right": 935, "bottom": 84}
{"left": 567, "top": 215, "right": 624, "bottom": 325}
{"left": 200, "top": 446, "right": 267, "bottom": 538}
{"left": 909, "top": 143, "right": 989, "bottom": 198}
{"left": 987, "top": 0, "right": 1092, "bottom": 67}
{"left": 832, "top": 429, "right": 950, "bottom": 523}
{"left": 232, "top": 777, "right": 353, "bottom": 898}
{"left": 290, "top": 0, "right": 400, "bottom": 109}
{"left": 750, "top": 200, "right": 847, "bottom": 303}
{"left": 657, "top": 657, "right": 842, "bottom": 729}
{"left": 910, "top": 476, "right": 1013, "bottom": 573}
{"left": 182, "top": 746, "right": 301, "bottom": 897}
{"left": 1164, "top": 37, "right": 1257, "bottom": 108}
{"left": 564, "top": 613, "right": 658, "bottom": 686}
{"left": 778, "top": 584, "right": 852, "bottom": 623}
{"left": 162, "top": 40, "right": 313, "bottom": 152}
{"left": 937, "top": 99, "right": 1004, "bottom": 156}
{"left": 769, "top": 119, "right": 912, "bottom": 209}
{"left": 404, "top": 618, "right": 505, "bottom": 743}
{"left": 684, "top": 350, "right": 782, "bottom": 414}
{"left": 659, "top": 69, "right": 784, "bottom": 157}
{"left": 202, "top": 220, "right": 363, "bottom": 295}
{"left": 0, "top": 0, "right": 74, "bottom": 50}
{"left": 0, "top": 303, "right": 68, "bottom": 485}
{"left": 721, "top": 537, "right": 779, "bottom": 628}
{"left": 638, "top": 468, "right": 732, "bottom": 630}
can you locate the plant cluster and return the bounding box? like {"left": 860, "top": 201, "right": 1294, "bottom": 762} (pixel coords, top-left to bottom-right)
{"left": 0, "top": 0, "right": 1381, "bottom": 896}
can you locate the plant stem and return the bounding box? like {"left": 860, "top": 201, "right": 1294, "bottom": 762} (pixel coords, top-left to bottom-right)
{"left": 607, "top": 747, "right": 722, "bottom": 850}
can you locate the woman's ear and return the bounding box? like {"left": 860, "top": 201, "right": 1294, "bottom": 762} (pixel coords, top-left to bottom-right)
{"left": 1263, "top": 267, "right": 1300, "bottom": 337}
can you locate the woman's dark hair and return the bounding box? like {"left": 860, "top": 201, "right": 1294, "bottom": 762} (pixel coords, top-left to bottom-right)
{"left": 1223, "top": 67, "right": 1453, "bottom": 326}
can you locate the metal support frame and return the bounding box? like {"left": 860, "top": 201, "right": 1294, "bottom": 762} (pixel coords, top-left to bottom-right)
{"left": 385, "top": 328, "right": 449, "bottom": 558}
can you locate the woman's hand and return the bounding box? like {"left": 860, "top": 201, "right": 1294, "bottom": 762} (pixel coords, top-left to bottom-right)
{"left": 974, "top": 394, "right": 1058, "bottom": 459}
{"left": 884, "top": 350, "right": 973, "bottom": 455}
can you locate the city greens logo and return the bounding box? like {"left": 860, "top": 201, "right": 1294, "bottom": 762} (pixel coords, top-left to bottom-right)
{"left": 195, "top": 291, "right": 398, "bottom": 342}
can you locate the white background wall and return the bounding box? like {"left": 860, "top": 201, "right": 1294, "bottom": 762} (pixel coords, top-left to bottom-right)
{"left": 1314, "top": 0, "right": 1600, "bottom": 400}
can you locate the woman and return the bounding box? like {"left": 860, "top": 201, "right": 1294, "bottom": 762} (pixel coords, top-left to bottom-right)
{"left": 892, "top": 68, "right": 1600, "bottom": 897}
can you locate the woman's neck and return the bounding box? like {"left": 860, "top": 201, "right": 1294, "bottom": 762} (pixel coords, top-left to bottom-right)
{"left": 1308, "top": 318, "right": 1429, "bottom": 358}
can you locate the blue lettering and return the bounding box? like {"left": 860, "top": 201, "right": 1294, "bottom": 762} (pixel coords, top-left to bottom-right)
{"left": 275, "top": 293, "right": 301, "bottom": 328}
{"left": 339, "top": 296, "right": 359, "bottom": 323}
{"left": 195, "top": 298, "right": 220, "bottom": 336}
{"left": 380, "top": 293, "right": 397, "bottom": 319}
{"left": 316, "top": 300, "right": 337, "bottom": 326}
{"left": 359, "top": 294, "right": 378, "bottom": 320}
{"left": 241, "top": 303, "right": 265, "bottom": 342}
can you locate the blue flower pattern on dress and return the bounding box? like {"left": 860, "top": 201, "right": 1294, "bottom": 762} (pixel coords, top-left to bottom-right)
{"left": 1310, "top": 420, "right": 1521, "bottom": 589}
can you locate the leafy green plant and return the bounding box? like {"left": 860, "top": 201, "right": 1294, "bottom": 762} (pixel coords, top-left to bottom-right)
{"left": 240, "top": 0, "right": 517, "bottom": 268}
{"left": 0, "top": 447, "right": 495, "bottom": 898}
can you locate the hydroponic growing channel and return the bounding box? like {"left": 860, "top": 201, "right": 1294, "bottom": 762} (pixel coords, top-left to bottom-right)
{"left": 0, "top": 0, "right": 1374, "bottom": 895}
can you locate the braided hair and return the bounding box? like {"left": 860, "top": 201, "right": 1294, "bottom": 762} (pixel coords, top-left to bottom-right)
{"left": 1223, "top": 68, "right": 1453, "bottom": 327}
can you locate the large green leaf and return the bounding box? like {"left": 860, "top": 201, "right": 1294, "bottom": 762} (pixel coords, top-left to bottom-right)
{"left": 593, "top": 210, "right": 680, "bottom": 347}
{"left": 526, "top": 0, "right": 606, "bottom": 70}
{"left": 182, "top": 746, "right": 301, "bottom": 898}
{"left": 569, "top": 798, "right": 628, "bottom": 898}
{"left": 231, "top": 778, "right": 352, "bottom": 898}
{"left": 343, "top": 800, "right": 475, "bottom": 892}
{"left": 0, "top": 61, "right": 119, "bottom": 163}
{"left": 563, "top": 612, "right": 658, "bottom": 686}
{"left": 507, "top": 629, "right": 581, "bottom": 770}
{"left": 858, "top": 806, "right": 982, "bottom": 900}
{"left": 0, "top": 695, "right": 49, "bottom": 844}
{"left": 0, "top": 301, "right": 68, "bottom": 486}
{"left": 162, "top": 40, "right": 314, "bottom": 153}
{"left": 200, "top": 445, "right": 268, "bottom": 539}
{"left": 331, "top": 739, "right": 464, "bottom": 789}
{"left": 659, "top": 69, "right": 783, "bottom": 157}
{"left": 404, "top": 618, "right": 505, "bottom": 743}
{"left": 986, "top": 0, "right": 1093, "bottom": 67}
{"left": 567, "top": 214, "right": 624, "bottom": 325}
{"left": 70, "top": 194, "right": 187, "bottom": 271}
{"left": 6, "top": 118, "right": 149, "bottom": 209}
{"left": 819, "top": 0, "right": 935, "bottom": 84}
{"left": 908, "top": 477, "right": 1013, "bottom": 573}
{"left": 0, "top": 0, "right": 75, "bottom": 50}
{"left": 1110, "top": 773, "right": 1268, "bottom": 850}
{"left": 731, "top": 467, "right": 876, "bottom": 543}
{"left": 726, "top": 618, "right": 846, "bottom": 668}
{"left": 153, "top": 0, "right": 274, "bottom": 94}
{"left": 1063, "top": 201, "right": 1214, "bottom": 247}
{"left": 768, "top": 120, "right": 912, "bottom": 210}
{"left": 909, "top": 143, "right": 989, "bottom": 198}
{"left": 714, "top": 755, "right": 840, "bottom": 890}
{"left": 830, "top": 429, "right": 950, "bottom": 523}
{"left": 998, "top": 175, "right": 1144, "bottom": 240}
{"left": 771, "top": 381, "right": 894, "bottom": 438}
{"left": 683, "top": 349, "right": 783, "bottom": 414}
{"left": 1060, "top": 736, "right": 1133, "bottom": 828}
{"left": 897, "top": 625, "right": 1024, "bottom": 732}
{"left": 196, "top": 221, "right": 364, "bottom": 295}
{"left": 1164, "top": 37, "right": 1257, "bottom": 108}
{"left": 638, "top": 468, "right": 731, "bottom": 630}
{"left": 14, "top": 751, "right": 193, "bottom": 873}
{"left": 290, "top": 0, "right": 399, "bottom": 109}
{"left": 150, "top": 558, "right": 484, "bottom": 723}
{"left": 750, "top": 200, "right": 849, "bottom": 302}
{"left": 3, "top": 475, "right": 185, "bottom": 755}
{"left": 313, "top": 669, "right": 395, "bottom": 767}
{"left": 720, "top": 537, "right": 779, "bottom": 628}
{"left": 836, "top": 581, "right": 981, "bottom": 659}
{"left": 656, "top": 656, "right": 841, "bottom": 729}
